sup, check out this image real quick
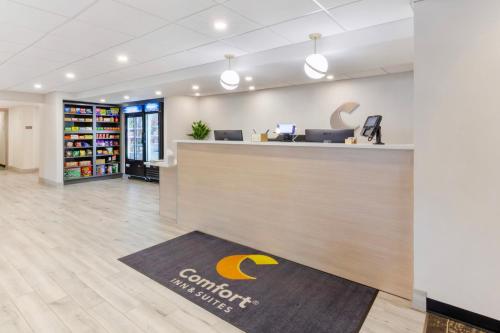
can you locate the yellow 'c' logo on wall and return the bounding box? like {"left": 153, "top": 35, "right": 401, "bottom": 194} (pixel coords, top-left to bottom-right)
{"left": 216, "top": 255, "right": 278, "bottom": 280}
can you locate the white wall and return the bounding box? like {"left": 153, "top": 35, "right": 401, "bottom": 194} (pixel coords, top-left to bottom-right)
{"left": 415, "top": 0, "right": 500, "bottom": 320}
{"left": 7, "top": 105, "right": 40, "bottom": 170}
{"left": 0, "top": 109, "right": 7, "bottom": 166}
{"left": 39, "top": 92, "right": 65, "bottom": 184}
{"left": 165, "top": 72, "right": 413, "bottom": 154}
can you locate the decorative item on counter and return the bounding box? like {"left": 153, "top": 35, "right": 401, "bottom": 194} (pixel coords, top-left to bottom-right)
{"left": 251, "top": 129, "right": 269, "bottom": 142}
{"left": 188, "top": 120, "right": 211, "bottom": 140}
{"left": 345, "top": 137, "right": 357, "bottom": 144}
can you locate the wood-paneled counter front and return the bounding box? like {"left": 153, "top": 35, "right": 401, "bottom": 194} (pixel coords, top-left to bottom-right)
{"left": 175, "top": 141, "right": 414, "bottom": 299}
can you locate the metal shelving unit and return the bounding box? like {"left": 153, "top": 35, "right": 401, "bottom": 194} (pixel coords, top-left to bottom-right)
{"left": 63, "top": 101, "right": 122, "bottom": 185}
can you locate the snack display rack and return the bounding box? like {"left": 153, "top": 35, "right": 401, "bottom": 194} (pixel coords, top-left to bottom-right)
{"left": 63, "top": 101, "right": 122, "bottom": 184}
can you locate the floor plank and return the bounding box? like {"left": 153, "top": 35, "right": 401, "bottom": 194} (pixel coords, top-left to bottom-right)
{"left": 0, "top": 170, "right": 426, "bottom": 333}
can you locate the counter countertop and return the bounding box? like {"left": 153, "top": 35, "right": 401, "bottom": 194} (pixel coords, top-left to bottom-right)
{"left": 150, "top": 160, "right": 176, "bottom": 168}
{"left": 175, "top": 140, "right": 414, "bottom": 151}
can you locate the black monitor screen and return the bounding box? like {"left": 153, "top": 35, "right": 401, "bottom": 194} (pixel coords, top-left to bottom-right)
{"left": 305, "top": 129, "right": 354, "bottom": 143}
{"left": 214, "top": 130, "right": 244, "bottom": 141}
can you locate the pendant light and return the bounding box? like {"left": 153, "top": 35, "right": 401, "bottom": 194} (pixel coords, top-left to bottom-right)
{"left": 304, "top": 33, "right": 328, "bottom": 80}
{"left": 220, "top": 54, "right": 240, "bottom": 90}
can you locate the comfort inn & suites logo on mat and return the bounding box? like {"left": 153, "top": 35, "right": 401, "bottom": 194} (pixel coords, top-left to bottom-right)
{"left": 169, "top": 254, "right": 278, "bottom": 314}
{"left": 119, "top": 231, "right": 377, "bottom": 333}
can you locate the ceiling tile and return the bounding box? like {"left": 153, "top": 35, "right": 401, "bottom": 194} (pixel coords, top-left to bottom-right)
{"left": 153, "top": 50, "right": 206, "bottom": 72}
{"left": 115, "top": 0, "right": 217, "bottom": 22}
{"left": 142, "top": 24, "right": 213, "bottom": 54}
{"left": 0, "top": 0, "right": 66, "bottom": 32}
{"left": 35, "top": 35, "right": 108, "bottom": 57}
{"left": 329, "top": 0, "right": 413, "bottom": 31}
{"left": 0, "top": 51, "right": 13, "bottom": 63}
{"left": 0, "top": 22, "right": 45, "bottom": 45}
{"left": 8, "top": 55, "right": 63, "bottom": 73}
{"left": 76, "top": 0, "right": 168, "bottom": 37}
{"left": 314, "top": 0, "right": 360, "bottom": 10}
{"left": 178, "top": 5, "right": 260, "bottom": 39}
{"left": 269, "top": 12, "right": 344, "bottom": 43}
{"left": 191, "top": 41, "right": 246, "bottom": 63}
{"left": 10, "top": 46, "right": 79, "bottom": 64}
{"left": 224, "top": 28, "right": 289, "bottom": 53}
{"left": 13, "top": 0, "right": 96, "bottom": 17}
{"left": 50, "top": 19, "right": 133, "bottom": 50}
{"left": 0, "top": 63, "right": 46, "bottom": 89}
{"left": 223, "top": 0, "right": 319, "bottom": 26}
{"left": 0, "top": 40, "right": 28, "bottom": 54}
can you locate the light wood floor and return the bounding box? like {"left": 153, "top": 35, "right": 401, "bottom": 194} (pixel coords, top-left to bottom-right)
{"left": 0, "top": 170, "right": 426, "bottom": 333}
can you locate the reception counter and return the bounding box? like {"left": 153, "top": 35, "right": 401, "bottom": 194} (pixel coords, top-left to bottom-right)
{"left": 163, "top": 140, "right": 414, "bottom": 299}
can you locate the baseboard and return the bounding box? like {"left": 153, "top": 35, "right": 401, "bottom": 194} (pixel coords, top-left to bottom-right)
{"left": 38, "top": 177, "right": 63, "bottom": 187}
{"left": 427, "top": 298, "right": 500, "bottom": 332}
{"left": 412, "top": 289, "right": 427, "bottom": 312}
{"left": 8, "top": 166, "right": 38, "bottom": 173}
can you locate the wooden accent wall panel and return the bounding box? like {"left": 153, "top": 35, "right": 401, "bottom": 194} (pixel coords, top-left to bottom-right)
{"left": 177, "top": 143, "right": 413, "bottom": 299}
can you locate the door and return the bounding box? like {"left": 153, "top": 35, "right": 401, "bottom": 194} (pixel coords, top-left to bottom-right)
{"left": 146, "top": 113, "right": 160, "bottom": 161}
{"left": 125, "top": 114, "right": 145, "bottom": 177}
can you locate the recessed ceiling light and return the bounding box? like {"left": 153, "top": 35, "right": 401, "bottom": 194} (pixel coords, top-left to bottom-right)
{"left": 124, "top": 95, "right": 130, "bottom": 100}
{"left": 192, "top": 85, "right": 199, "bottom": 91}
{"left": 249, "top": 86, "right": 255, "bottom": 91}
{"left": 65, "top": 72, "right": 75, "bottom": 79}
{"left": 326, "top": 74, "right": 334, "bottom": 80}
{"left": 214, "top": 20, "right": 227, "bottom": 31}
{"left": 100, "top": 98, "right": 106, "bottom": 103}
{"left": 34, "top": 83, "right": 42, "bottom": 89}
{"left": 117, "top": 54, "right": 128, "bottom": 63}
{"left": 155, "top": 90, "right": 162, "bottom": 96}
{"left": 245, "top": 76, "right": 253, "bottom": 82}
{"left": 195, "top": 92, "right": 200, "bottom": 97}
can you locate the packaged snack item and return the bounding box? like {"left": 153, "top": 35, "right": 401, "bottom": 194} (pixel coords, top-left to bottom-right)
{"left": 81, "top": 166, "right": 92, "bottom": 177}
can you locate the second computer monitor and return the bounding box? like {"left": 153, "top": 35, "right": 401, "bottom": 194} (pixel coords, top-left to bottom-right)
{"left": 305, "top": 129, "right": 355, "bottom": 143}
{"left": 214, "top": 130, "right": 244, "bottom": 141}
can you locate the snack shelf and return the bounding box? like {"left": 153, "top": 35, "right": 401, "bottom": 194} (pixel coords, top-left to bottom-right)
{"left": 63, "top": 101, "right": 122, "bottom": 184}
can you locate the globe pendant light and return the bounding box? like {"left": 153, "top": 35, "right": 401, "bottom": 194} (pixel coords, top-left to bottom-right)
{"left": 304, "top": 33, "right": 328, "bottom": 79}
{"left": 220, "top": 54, "right": 240, "bottom": 90}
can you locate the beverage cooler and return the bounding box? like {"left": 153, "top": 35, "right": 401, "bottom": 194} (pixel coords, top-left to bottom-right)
{"left": 123, "top": 99, "right": 163, "bottom": 181}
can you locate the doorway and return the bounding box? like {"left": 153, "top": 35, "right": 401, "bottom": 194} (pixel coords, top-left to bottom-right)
{"left": 0, "top": 109, "right": 7, "bottom": 168}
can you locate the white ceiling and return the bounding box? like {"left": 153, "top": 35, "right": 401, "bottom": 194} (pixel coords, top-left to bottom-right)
{"left": 0, "top": 0, "right": 414, "bottom": 101}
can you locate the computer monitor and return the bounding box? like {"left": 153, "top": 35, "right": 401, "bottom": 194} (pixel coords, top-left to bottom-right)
{"left": 214, "top": 130, "right": 244, "bottom": 141}
{"left": 361, "top": 115, "right": 384, "bottom": 145}
{"left": 305, "top": 129, "right": 354, "bottom": 143}
{"left": 276, "top": 123, "right": 296, "bottom": 135}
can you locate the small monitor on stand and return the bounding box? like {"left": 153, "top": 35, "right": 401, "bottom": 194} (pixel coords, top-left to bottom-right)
{"left": 276, "top": 123, "right": 296, "bottom": 142}
{"left": 361, "top": 115, "right": 384, "bottom": 145}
